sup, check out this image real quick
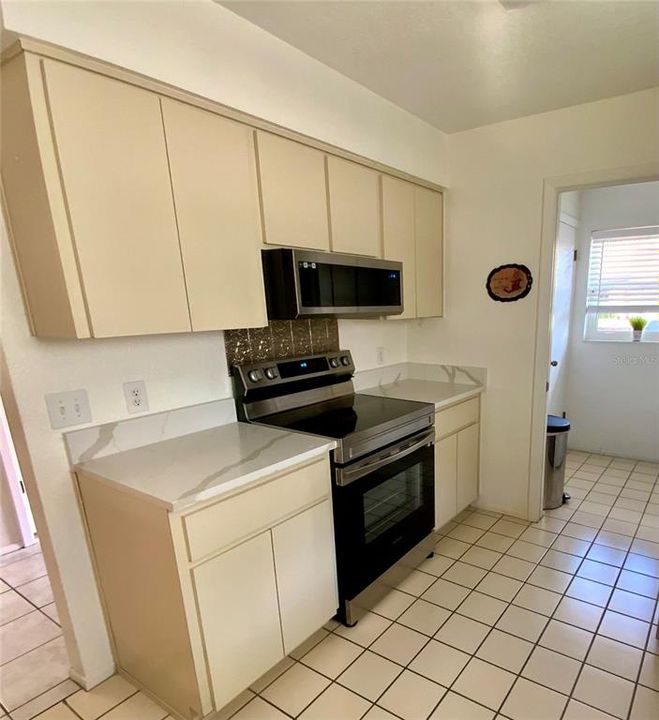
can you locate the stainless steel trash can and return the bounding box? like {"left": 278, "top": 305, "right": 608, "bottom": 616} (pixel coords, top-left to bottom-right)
{"left": 544, "top": 415, "right": 571, "bottom": 510}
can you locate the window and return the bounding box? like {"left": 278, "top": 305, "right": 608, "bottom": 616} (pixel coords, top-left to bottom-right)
{"left": 584, "top": 226, "right": 659, "bottom": 341}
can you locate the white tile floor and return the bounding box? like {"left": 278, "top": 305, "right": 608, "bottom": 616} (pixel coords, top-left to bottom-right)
{"left": 1, "top": 452, "right": 658, "bottom": 719}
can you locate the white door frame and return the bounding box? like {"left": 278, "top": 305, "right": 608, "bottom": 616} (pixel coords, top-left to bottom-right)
{"left": 0, "top": 394, "right": 35, "bottom": 549}
{"left": 527, "top": 162, "right": 659, "bottom": 522}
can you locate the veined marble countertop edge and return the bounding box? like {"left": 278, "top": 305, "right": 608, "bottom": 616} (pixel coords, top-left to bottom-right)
{"left": 360, "top": 378, "right": 484, "bottom": 410}
{"left": 75, "top": 422, "right": 336, "bottom": 513}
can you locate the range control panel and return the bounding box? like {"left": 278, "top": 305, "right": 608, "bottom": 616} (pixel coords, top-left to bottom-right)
{"left": 234, "top": 350, "right": 354, "bottom": 389}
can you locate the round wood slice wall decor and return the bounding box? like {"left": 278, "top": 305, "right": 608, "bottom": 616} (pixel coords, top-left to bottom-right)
{"left": 486, "top": 264, "right": 533, "bottom": 302}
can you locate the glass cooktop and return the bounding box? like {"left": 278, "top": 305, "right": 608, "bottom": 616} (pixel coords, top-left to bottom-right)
{"left": 257, "top": 393, "right": 432, "bottom": 440}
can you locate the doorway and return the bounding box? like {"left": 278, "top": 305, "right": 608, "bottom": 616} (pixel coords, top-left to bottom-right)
{"left": 0, "top": 393, "right": 36, "bottom": 555}
{"left": 527, "top": 163, "right": 659, "bottom": 521}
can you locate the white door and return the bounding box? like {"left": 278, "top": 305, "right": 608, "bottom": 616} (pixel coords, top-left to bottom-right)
{"left": 548, "top": 221, "right": 577, "bottom": 416}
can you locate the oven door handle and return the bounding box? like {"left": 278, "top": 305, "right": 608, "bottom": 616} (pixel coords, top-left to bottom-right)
{"left": 335, "top": 428, "right": 435, "bottom": 487}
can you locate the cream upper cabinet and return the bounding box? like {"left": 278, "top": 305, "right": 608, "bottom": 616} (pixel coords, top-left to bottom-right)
{"left": 2, "top": 45, "right": 444, "bottom": 338}
{"left": 41, "top": 60, "right": 191, "bottom": 337}
{"left": 415, "top": 186, "right": 444, "bottom": 318}
{"left": 382, "top": 175, "right": 416, "bottom": 319}
{"left": 194, "top": 531, "right": 284, "bottom": 710}
{"left": 161, "top": 99, "right": 267, "bottom": 331}
{"left": 327, "top": 156, "right": 380, "bottom": 257}
{"left": 256, "top": 131, "right": 330, "bottom": 250}
{"left": 272, "top": 499, "right": 338, "bottom": 653}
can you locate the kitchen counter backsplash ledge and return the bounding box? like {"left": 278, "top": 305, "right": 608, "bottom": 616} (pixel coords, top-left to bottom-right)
{"left": 353, "top": 362, "right": 486, "bottom": 391}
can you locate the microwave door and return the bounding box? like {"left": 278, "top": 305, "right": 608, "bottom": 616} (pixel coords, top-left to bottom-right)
{"left": 262, "top": 248, "right": 403, "bottom": 319}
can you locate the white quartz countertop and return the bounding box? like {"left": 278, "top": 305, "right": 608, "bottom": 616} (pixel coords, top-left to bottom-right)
{"left": 361, "top": 379, "right": 483, "bottom": 410}
{"left": 75, "top": 422, "right": 335, "bottom": 512}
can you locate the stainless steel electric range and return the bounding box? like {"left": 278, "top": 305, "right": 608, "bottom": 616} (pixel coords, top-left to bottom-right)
{"left": 234, "top": 350, "right": 436, "bottom": 626}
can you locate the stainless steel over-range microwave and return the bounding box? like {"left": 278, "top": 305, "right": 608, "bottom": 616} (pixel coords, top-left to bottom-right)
{"left": 261, "top": 248, "right": 403, "bottom": 319}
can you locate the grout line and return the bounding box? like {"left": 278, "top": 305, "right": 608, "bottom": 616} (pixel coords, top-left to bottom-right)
{"left": 6, "top": 680, "right": 80, "bottom": 720}
{"left": 87, "top": 686, "right": 141, "bottom": 720}
{"left": 557, "top": 454, "right": 654, "bottom": 720}
{"left": 248, "top": 453, "right": 657, "bottom": 720}
{"left": 15, "top": 453, "right": 655, "bottom": 720}
{"left": 0, "top": 630, "right": 64, "bottom": 669}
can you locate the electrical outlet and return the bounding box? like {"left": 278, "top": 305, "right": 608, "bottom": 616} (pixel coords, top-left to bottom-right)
{"left": 377, "top": 346, "right": 385, "bottom": 365}
{"left": 45, "top": 389, "right": 92, "bottom": 429}
{"left": 123, "top": 380, "right": 149, "bottom": 414}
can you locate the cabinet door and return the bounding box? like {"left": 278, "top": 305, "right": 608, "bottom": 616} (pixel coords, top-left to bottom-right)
{"left": 382, "top": 175, "right": 416, "bottom": 319}
{"left": 42, "top": 60, "right": 190, "bottom": 337}
{"left": 193, "top": 532, "right": 284, "bottom": 709}
{"left": 161, "top": 99, "right": 267, "bottom": 330}
{"left": 435, "top": 435, "right": 457, "bottom": 530}
{"left": 327, "top": 156, "right": 380, "bottom": 257}
{"left": 415, "top": 187, "right": 443, "bottom": 318}
{"left": 256, "top": 131, "right": 329, "bottom": 250}
{"left": 457, "top": 424, "right": 480, "bottom": 511}
{"left": 272, "top": 501, "right": 338, "bottom": 654}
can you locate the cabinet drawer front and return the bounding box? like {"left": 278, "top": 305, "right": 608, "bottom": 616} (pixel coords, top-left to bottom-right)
{"left": 184, "top": 458, "right": 330, "bottom": 562}
{"left": 435, "top": 397, "right": 480, "bottom": 440}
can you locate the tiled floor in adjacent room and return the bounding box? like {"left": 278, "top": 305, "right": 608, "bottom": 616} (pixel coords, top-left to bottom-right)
{"left": 2, "top": 452, "right": 658, "bottom": 719}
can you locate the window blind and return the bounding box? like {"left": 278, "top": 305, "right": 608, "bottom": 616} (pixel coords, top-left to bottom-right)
{"left": 586, "top": 226, "right": 659, "bottom": 313}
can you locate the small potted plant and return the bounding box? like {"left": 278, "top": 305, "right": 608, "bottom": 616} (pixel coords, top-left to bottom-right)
{"left": 629, "top": 316, "right": 648, "bottom": 342}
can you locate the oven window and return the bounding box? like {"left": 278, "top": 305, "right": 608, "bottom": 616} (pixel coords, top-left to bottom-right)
{"left": 363, "top": 465, "right": 423, "bottom": 544}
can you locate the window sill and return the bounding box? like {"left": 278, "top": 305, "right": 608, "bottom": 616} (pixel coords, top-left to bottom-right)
{"left": 582, "top": 337, "right": 659, "bottom": 344}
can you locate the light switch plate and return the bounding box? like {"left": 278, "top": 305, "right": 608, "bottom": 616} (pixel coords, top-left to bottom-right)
{"left": 45, "top": 389, "right": 92, "bottom": 429}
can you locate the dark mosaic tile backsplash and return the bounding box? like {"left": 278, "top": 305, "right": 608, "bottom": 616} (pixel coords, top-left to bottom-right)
{"left": 225, "top": 319, "right": 340, "bottom": 372}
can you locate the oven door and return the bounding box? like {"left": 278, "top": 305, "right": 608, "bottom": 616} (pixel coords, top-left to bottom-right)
{"left": 332, "top": 429, "right": 435, "bottom": 602}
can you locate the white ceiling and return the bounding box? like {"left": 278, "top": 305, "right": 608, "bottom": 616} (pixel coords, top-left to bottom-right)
{"left": 220, "top": 0, "right": 659, "bottom": 133}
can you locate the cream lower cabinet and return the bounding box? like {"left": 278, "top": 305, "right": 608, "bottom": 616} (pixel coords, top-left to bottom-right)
{"left": 434, "top": 397, "right": 481, "bottom": 529}
{"left": 196, "top": 499, "right": 338, "bottom": 707}
{"left": 194, "top": 532, "right": 284, "bottom": 709}
{"left": 77, "top": 456, "right": 337, "bottom": 720}
{"left": 273, "top": 500, "right": 338, "bottom": 653}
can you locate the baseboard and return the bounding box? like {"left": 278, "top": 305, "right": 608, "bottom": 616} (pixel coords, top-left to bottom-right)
{"left": 69, "top": 662, "right": 116, "bottom": 691}
{"left": 0, "top": 542, "right": 22, "bottom": 555}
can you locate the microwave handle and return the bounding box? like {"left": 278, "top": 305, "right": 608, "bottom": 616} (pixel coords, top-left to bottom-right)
{"left": 336, "top": 428, "right": 435, "bottom": 487}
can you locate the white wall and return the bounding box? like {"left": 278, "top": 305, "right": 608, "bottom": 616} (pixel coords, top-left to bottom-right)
{"left": 560, "top": 191, "right": 582, "bottom": 221}
{"left": 0, "top": 0, "right": 448, "bottom": 684}
{"left": 565, "top": 181, "right": 659, "bottom": 461}
{"left": 409, "top": 88, "right": 659, "bottom": 518}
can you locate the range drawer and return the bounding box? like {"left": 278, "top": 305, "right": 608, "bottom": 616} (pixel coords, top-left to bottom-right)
{"left": 183, "top": 457, "right": 330, "bottom": 563}
{"left": 435, "top": 397, "right": 480, "bottom": 440}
